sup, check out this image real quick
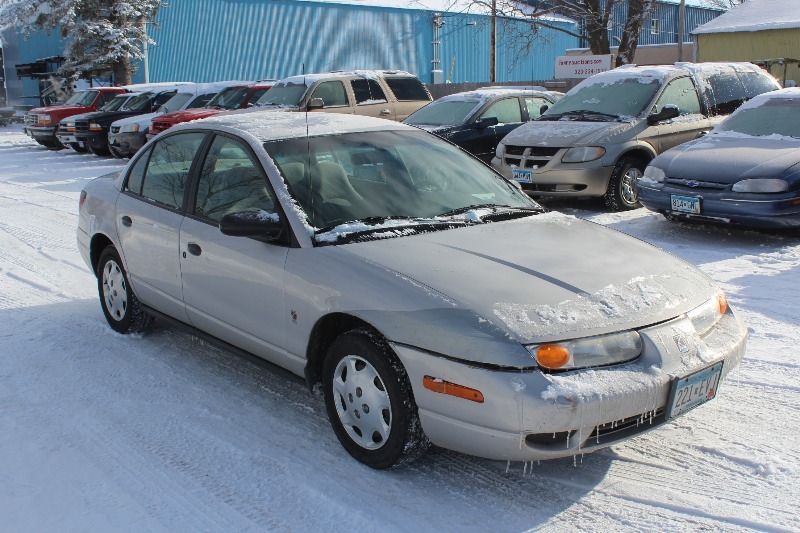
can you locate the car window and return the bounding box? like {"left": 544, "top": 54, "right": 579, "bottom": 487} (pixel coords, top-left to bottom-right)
{"left": 705, "top": 70, "right": 747, "bottom": 116}
{"left": 404, "top": 99, "right": 481, "bottom": 126}
{"left": 654, "top": 77, "right": 702, "bottom": 116}
{"left": 718, "top": 96, "right": 800, "bottom": 137}
{"left": 125, "top": 146, "right": 152, "bottom": 195}
{"left": 311, "top": 81, "right": 348, "bottom": 107}
{"left": 99, "top": 91, "right": 117, "bottom": 106}
{"left": 480, "top": 98, "right": 522, "bottom": 123}
{"left": 738, "top": 71, "right": 779, "bottom": 99}
{"left": 351, "top": 78, "right": 388, "bottom": 105}
{"left": 139, "top": 133, "right": 206, "bottom": 209}
{"left": 152, "top": 91, "right": 178, "bottom": 112}
{"left": 194, "top": 136, "right": 277, "bottom": 222}
{"left": 545, "top": 76, "right": 662, "bottom": 118}
{"left": 524, "top": 97, "right": 550, "bottom": 119}
{"left": 247, "top": 88, "right": 269, "bottom": 105}
{"left": 384, "top": 77, "right": 430, "bottom": 101}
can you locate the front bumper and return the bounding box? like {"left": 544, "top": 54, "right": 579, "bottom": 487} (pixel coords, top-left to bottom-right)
{"left": 639, "top": 182, "right": 800, "bottom": 229}
{"left": 25, "top": 125, "right": 57, "bottom": 141}
{"left": 109, "top": 131, "right": 147, "bottom": 155}
{"left": 393, "top": 308, "right": 747, "bottom": 462}
{"left": 492, "top": 153, "right": 614, "bottom": 197}
{"left": 74, "top": 132, "right": 108, "bottom": 150}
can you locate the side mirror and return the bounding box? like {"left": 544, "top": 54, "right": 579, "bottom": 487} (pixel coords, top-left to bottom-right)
{"left": 647, "top": 104, "right": 680, "bottom": 125}
{"left": 219, "top": 210, "right": 283, "bottom": 239}
{"left": 307, "top": 98, "right": 324, "bottom": 110}
{"left": 475, "top": 116, "right": 499, "bottom": 129}
{"left": 539, "top": 104, "right": 549, "bottom": 115}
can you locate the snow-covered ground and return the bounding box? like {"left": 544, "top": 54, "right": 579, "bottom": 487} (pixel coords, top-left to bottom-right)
{"left": 1, "top": 124, "right": 798, "bottom": 532}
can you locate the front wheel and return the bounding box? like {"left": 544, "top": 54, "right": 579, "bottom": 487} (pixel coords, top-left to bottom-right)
{"left": 108, "top": 144, "right": 127, "bottom": 159}
{"left": 97, "top": 247, "right": 153, "bottom": 334}
{"left": 69, "top": 142, "right": 88, "bottom": 153}
{"left": 88, "top": 145, "right": 110, "bottom": 157}
{"left": 322, "top": 328, "right": 429, "bottom": 469}
{"left": 604, "top": 156, "right": 645, "bottom": 211}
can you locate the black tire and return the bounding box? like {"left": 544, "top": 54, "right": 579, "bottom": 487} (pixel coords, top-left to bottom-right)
{"left": 96, "top": 247, "right": 153, "bottom": 334}
{"left": 36, "top": 138, "right": 65, "bottom": 150}
{"left": 69, "top": 142, "right": 88, "bottom": 153}
{"left": 604, "top": 156, "right": 645, "bottom": 211}
{"left": 88, "top": 145, "right": 110, "bottom": 157}
{"left": 322, "top": 328, "right": 429, "bottom": 469}
{"left": 108, "top": 144, "right": 127, "bottom": 159}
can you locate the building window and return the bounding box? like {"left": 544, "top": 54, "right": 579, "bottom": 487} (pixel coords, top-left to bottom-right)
{"left": 651, "top": 19, "right": 660, "bottom": 35}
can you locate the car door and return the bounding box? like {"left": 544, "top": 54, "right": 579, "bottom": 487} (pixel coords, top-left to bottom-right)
{"left": 115, "top": 131, "right": 208, "bottom": 322}
{"left": 645, "top": 76, "right": 711, "bottom": 153}
{"left": 179, "top": 133, "right": 291, "bottom": 364}
{"left": 469, "top": 97, "right": 524, "bottom": 163}
{"left": 306, "top": 80, "right": 354, "bottom": 115}
{"left": 523, "top": 96, "right": 552, "bottom": 121}
{"left": 350, "top": 78, "right": 395, "bottom": 119}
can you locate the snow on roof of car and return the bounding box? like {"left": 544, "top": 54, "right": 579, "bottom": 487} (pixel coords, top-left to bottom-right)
{"left": 194, "top": 111, "right": 415, "bottom": 142}
{"left": 441, "top": 87, "right": 551, "bottom": 100}
{"left": 276, "top": 70, "right": 418, "bottom": 86}
{"left": 692, "top": 0, "right": 800, "bottom": 34}
{"left": 121, "top": 82, "right": 195, "bottom": 92}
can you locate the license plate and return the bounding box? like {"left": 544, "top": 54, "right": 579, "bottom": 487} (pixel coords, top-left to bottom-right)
{"left": 78, "top": 141, "right": 85, "bottom": 148}
{"left": 512, "top": 169, "right": 532, "bottom": 183}
{"left": 667, "top": 360, "right": 723, "bottom": 418}
{"left": 671, "top": 195, "right": 701, "bottom": 214}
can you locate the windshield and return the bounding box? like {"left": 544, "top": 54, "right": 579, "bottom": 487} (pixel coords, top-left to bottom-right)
{"left": 159, "top": 92, "right": 193, "bottom": 113}
{"left": 404, "top": 99, "right": 482, "bottom": 126}
{"left": 99, "top": 96, "right": 128, "bottom": 112}
{"left": 126, "top": 92, "right": 156, "bottom": 112}
{"left": 264, "top": 130, "right": 540, "bottom": 242}
{"left": 206, "top": 86, "right": 250, "bottom": 109}
{"left": 717, "top": 97, "right": 800, "bottom": 138}
{"left": 256, "top": 81, "right": 308, "bottom": 107}
{"left": 543, "top": 76, "right": 662, "bottom": 119}
{"left": 65, "top": 90, "right": 99, "bottom": 107}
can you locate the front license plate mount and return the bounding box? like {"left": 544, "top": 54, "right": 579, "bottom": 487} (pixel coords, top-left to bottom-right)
{"left": 671, "top": 194, "right": 701, "bottom": 214}
{"left": 512, "top": 168, "right": 532, "bottom": 183}
{"left": 667, "top": 360, "right": 724, "bottom": 419}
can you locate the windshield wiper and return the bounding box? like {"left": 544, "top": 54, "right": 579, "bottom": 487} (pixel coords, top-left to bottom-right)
{"left": 437, "top": 204, "right": 541, "bottom": 218}
{"left": 561, "top": 109, "right": 620, "bottom": 121}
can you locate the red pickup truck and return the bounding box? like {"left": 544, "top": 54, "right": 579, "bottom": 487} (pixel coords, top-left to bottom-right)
{"left": 23, "top": 87, "right": 126, "bottom": 149}
{"left": 149, "top": 81, "right": 273, "bottom": 137}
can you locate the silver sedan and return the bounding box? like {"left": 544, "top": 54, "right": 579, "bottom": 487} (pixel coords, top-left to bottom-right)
{"left": 77, "top": 112, "right": 747, "bottom": 469}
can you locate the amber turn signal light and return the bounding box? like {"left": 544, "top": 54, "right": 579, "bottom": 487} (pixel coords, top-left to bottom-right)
{"left": 535, "top": 344, "right": 571, "bottom": 369}
{"left": 423, "top": 376, "right": 484, "bottom": 403}
{"left": 717, "top": 292, "right": 728, "bottom": 315}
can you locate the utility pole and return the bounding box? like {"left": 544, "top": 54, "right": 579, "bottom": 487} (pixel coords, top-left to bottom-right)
{"left": 490, "top": 0, "right": 496, "bottom": 83}
{"left": 678, "top": 0, "right": 686, "bottom": 62}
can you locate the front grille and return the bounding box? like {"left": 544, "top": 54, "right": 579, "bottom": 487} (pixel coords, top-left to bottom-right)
{"left": 110, "top": 126, "right": 120, "bottom": 134}
{"left": 505, "top": 145, "right": 527, "bottom": 156}
{"left": 528, "top": 147, "right": 560, "bottom": 157}
{"left": 75, "top": 121, "right": 89, "bottom": 134}
{"left": 24, "top": 114, "right": 38, "bottom": 126}
{"left": 588, "top": 408, "right": 665, "bottom": 445}
{"left": 665, "top": 178, "right": 728, "bottom": 190}
{"left": 503, "top": 146, "right": 563, "bottom": 170}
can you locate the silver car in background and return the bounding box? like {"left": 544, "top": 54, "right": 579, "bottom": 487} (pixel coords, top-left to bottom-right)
{"left": 77, "top": 113, "right": 747, "bottom": 469}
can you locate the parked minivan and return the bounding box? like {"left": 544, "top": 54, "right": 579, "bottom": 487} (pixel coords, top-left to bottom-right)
{"left": 251, "top": 70, "right": 432, "bottom": 121}
{"left": 491, "top": 63, "right": 781, "bottom": 210}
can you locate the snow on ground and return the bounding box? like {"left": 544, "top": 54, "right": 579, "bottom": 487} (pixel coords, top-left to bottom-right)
{"left": 1, "top": 124, "right": 798, "bottom": 532}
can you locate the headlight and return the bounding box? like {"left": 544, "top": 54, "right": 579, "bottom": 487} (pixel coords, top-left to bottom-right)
{"left": 642, "top": 165, "right": 666, "bottom": 183}
{"left": 731, "top": 178, "right": 788, "bottom": 193}
{"left": 62, "top": 122, "right": 75, "bottom": 131}
{"left": 527, "top": 330, "right": 642, "bottom": 370}
{"left": 89, "top": 123, "right": 103, "bottom": 131}
{"left": 39, "top": 114, "right": 52, "bottom": 125}
{"left": 561, "top": 146, "right": 605, "bottom": 163}
{"left": 687, "top": 292, "right": 727, "bottom": 335}
{"left": 119, "top": 123, "right": 140, "bottom": 133}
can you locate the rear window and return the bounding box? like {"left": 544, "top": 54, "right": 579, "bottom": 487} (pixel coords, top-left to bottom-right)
{"left": 705, "top": 69, "right": 747, "bottom": 116}
{"left": 738, "top": 71, "right": 780, "bottom": 99}
{"left": 384, "top": 77, "right": 431, "bottom": 102}
{"left": 351, "top": 78, "right": 388, "bottom": 105}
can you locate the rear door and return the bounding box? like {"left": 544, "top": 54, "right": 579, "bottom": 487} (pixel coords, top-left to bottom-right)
{"left": 179, "top": 133, "right": 291, "bottom": 362}
{"left": 116, "top": 131, "right": 208, "bottom": 322}
{"left": 383, "top": 76, "right": 432, "bottom": 120}
{"left": 350, "top": 78, "right": 395, "bottom": 119}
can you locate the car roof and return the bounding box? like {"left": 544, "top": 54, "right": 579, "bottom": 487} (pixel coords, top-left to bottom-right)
{"left": 277, "top": 70, "right": 418, "bottom": 85}
{"left": 180, "top": 110, "right": 415, "bottom": 142}
{"left": 438, "top": 87, "right": 554, "bottom": 101}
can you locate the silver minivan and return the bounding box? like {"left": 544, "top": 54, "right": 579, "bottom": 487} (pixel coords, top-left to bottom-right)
{"left": 491, "top": 63, "right": 781, "bottom": 210}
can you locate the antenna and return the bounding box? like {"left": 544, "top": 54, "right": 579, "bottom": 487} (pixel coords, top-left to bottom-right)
{"left": 303, "top": 62, "right": 316, "bottom": 228}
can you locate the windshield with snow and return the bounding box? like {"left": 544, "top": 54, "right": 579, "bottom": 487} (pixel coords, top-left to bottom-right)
{"left": 404, "top": 99, "right": 481, "bottom": 126}
{"left": 65, "top": 91, "right": 99, "bottom": 107}
{"left": 541, "top": 76, "right": 662, "bottom": 120}
{"left": 264, "top": 130, "right": 541, "bottom": 243}
{"left": 256, "top": 82, "right": 308, "bottom": 107}
{"left": 717, "top": 97, "right": 800, "bottom": 138}
{"left": 206, "top": 86, "right": 250, "bottom": 110}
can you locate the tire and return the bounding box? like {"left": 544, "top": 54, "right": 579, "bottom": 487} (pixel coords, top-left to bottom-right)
{"left": 108, "top": 144, "right": 127, "bottom": 159}
{"left": 69, "top": 142, "right": 88, "bottom": 153}
{"left": 604, "top": 156, "right": 645, "bottom": 211}
{"left": 88, "top": 145, "right": 110, "bottom": 156}
{"left": 97, "top": 247, "right": 153, "bottom": 334}
{"left": 323, "top": 328, "right": 429, "bottom": 469}
{"left": 36, "top": 138, "right": 65, "bottom": 150}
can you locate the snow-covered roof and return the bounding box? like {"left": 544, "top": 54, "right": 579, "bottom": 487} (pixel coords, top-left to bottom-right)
{"left": 440, "top": 87, "right": 550, "bottom": 101}
{"left": 194, "top": 111, "right": 415, "bottom": 142}
{"left": 278, "top": 70, "right": 416, "bottom": 86}
{"left": 693, "top": 0, "right": 800, "bottom": 34}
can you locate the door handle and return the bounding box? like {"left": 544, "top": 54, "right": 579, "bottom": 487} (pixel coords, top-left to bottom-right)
{"left": 380, "top": 109, "right": 391, "bottom": 116}
{"left": 697, "top": 130, "right": 709, "bottom": 137}
{"left": 187, "top": 242, "right": 202, "bottom": 256}
{"left": 121, "top": 216, "right": 132, "bottom": 227}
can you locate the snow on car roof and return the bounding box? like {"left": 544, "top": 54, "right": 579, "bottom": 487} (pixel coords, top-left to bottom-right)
{"left": 693, "top": 0, "right": 800, "bottom": 34}
{"left": 194, "top": 111, "right": 415, "bottom": 142}
{"left": 441, "top": 87, "right": 551, "bottom": 101}
{"left": 276, "top": 70, "right": 418, "bottom": 86}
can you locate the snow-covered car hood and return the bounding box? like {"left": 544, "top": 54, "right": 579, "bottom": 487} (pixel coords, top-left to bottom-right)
{"left": 500, "top": 119, "right": 636, "bottom": 147}
{"left": 112, "top": 111, "right": 161, "bottom": 129}
{"left": 655, "top": 133, "right": 800, "bottom": 182}
{"left": 29, "top": 105, "right": 86, "bottom": 115}
{"left": 342, "top": 212, "right": 716, "bottom": 352}
{"left": 155, "top": 108, "right": 223, "bottom": 123}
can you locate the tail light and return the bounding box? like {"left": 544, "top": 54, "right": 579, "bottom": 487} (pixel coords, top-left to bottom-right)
{"left": 79, "top": 190, "right": 87, "bottom": 211}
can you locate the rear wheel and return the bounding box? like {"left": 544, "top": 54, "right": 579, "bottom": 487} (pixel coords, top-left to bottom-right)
{"left": 323, "top": 328, "right": 429, "bottom": 469}
{"left": 97, "top": 247, "right": 153, "bottom": 334}
{"left": 36, "top": 138, "right": 65, "bottom": 150}
{"left": 108, "top": 144, "right": 127, "bottom": 159}
{"left": 69, "top": 142, "right": 88, "bottom": 153}
{"left": 604, "top": 156, "right": 645, "bottom": 211}
{"left": 89, "top": 145, "right": 110, "bottom": 156}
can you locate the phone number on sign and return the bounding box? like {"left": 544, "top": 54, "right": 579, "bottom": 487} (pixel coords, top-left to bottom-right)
{"left": 574, "top": 68, "right": 607, "bottom": 75}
